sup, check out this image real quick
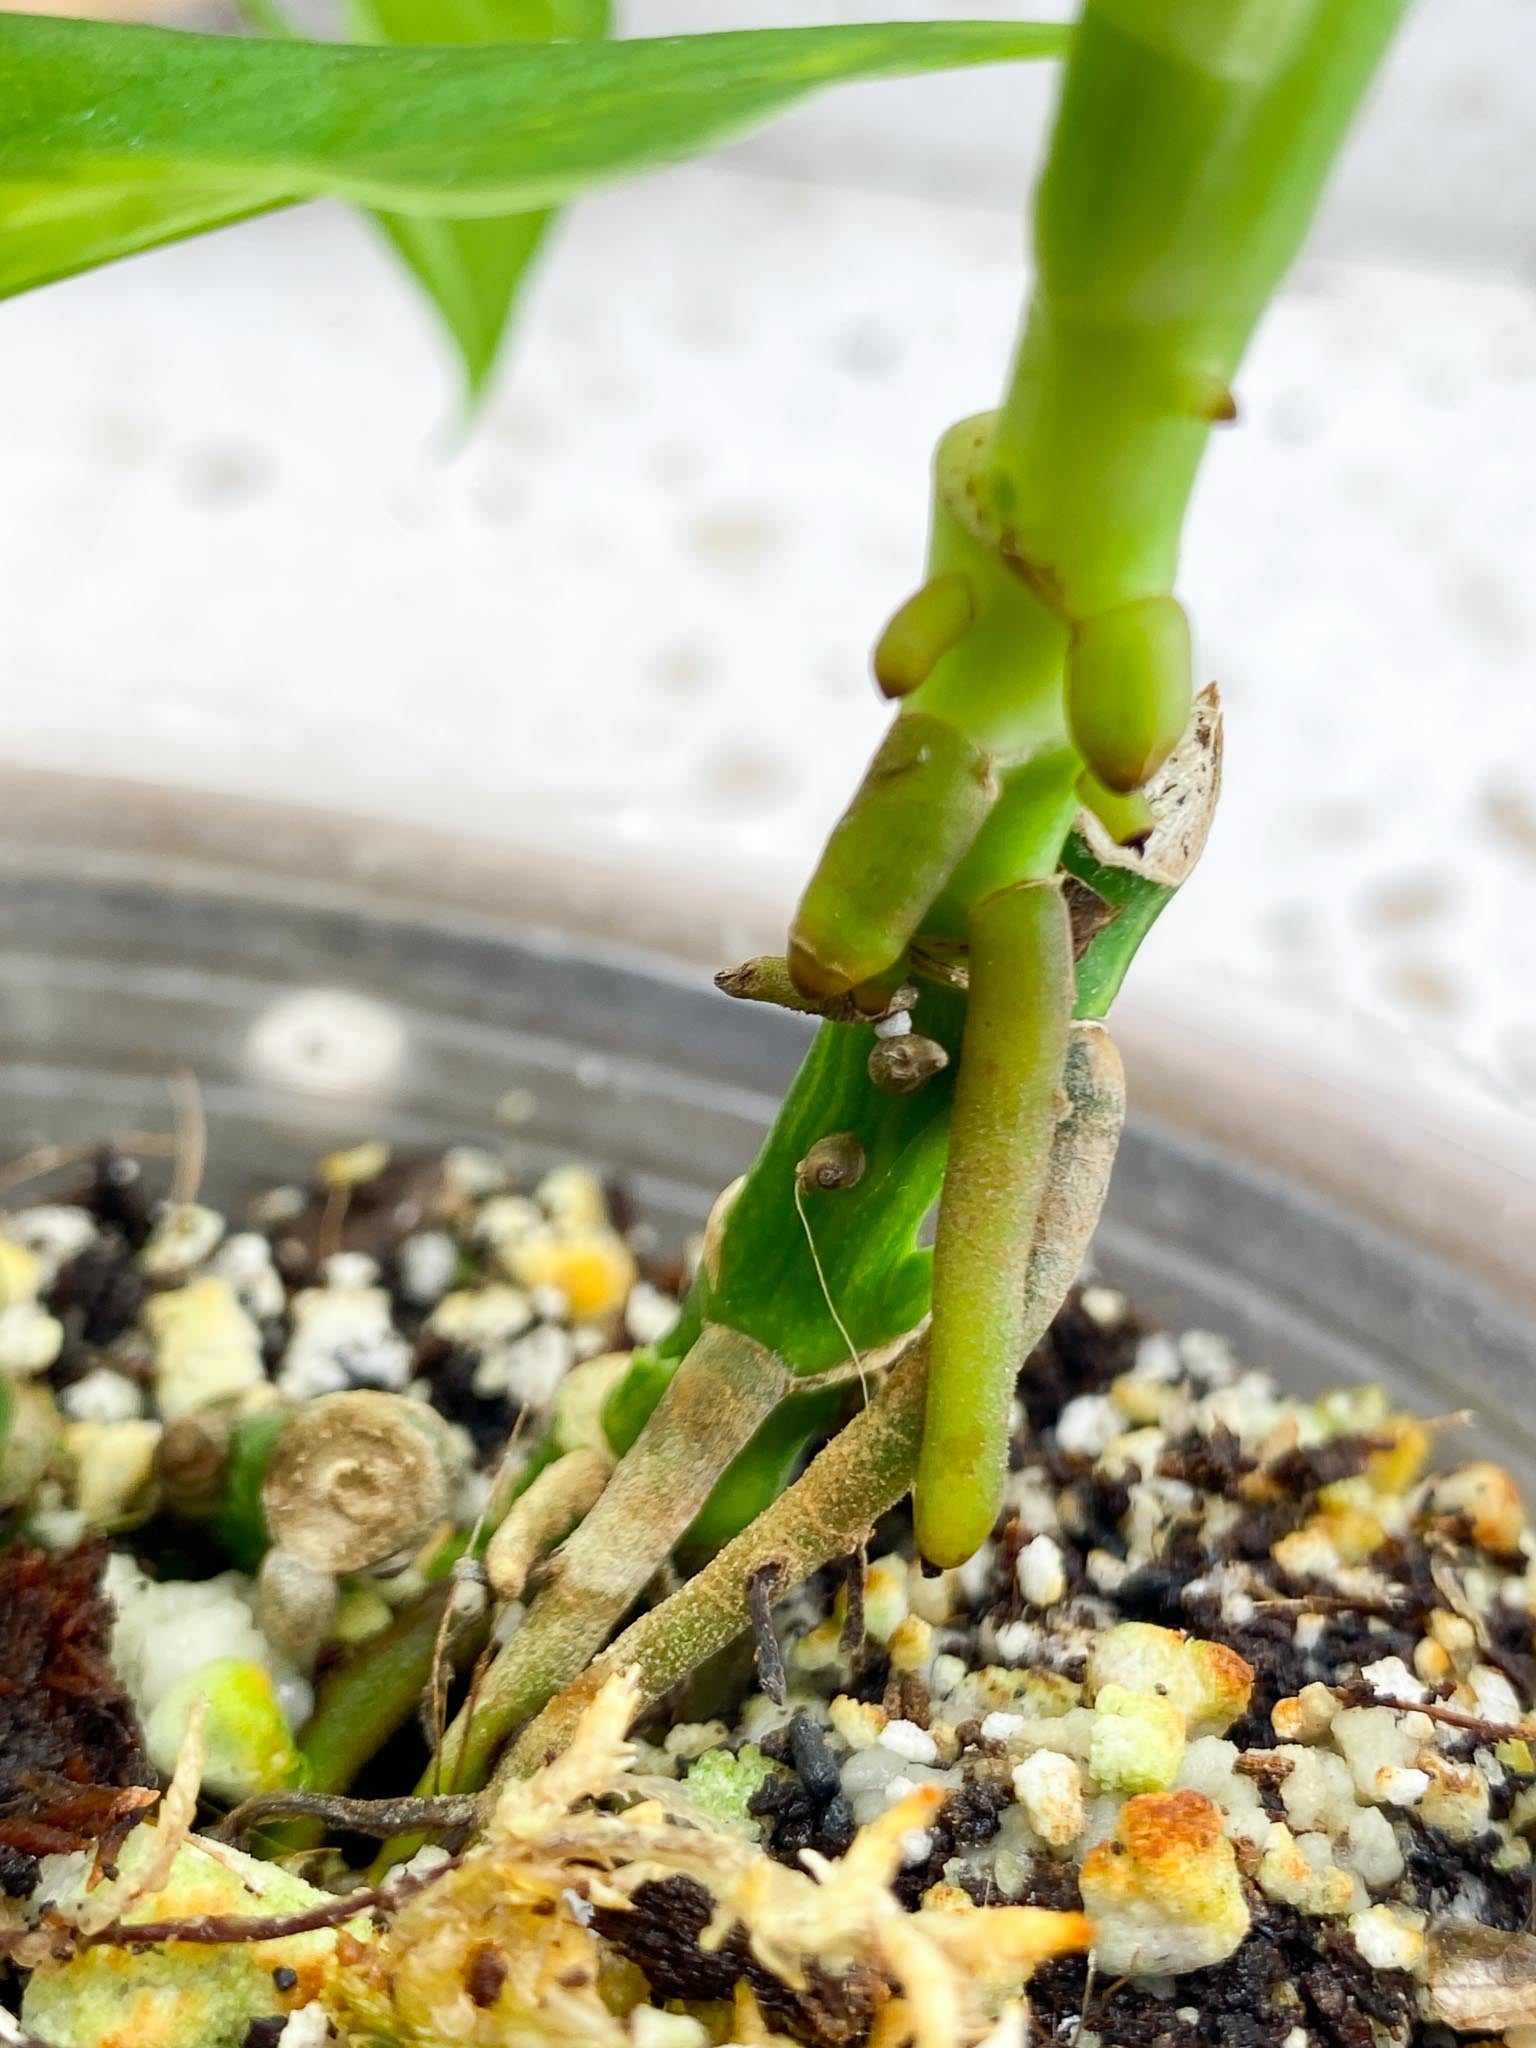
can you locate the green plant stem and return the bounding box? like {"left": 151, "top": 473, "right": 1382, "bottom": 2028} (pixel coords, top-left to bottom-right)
{"left": 602, "top": 422, "right": 1081, "bottom": 1541}
{"left": 505, "top": 1017, "right": 1124, "bottom": 1774}
{"left": 985, "top": 0, "right": 1412, "bottom": 619}
{"left": 273, "top": 1582, "right": 473, "bottom": 1853}
{"left": 915, "top": 878, "right": 1073, "bottom": 1565}
{"left": 672, "top": 0, "right": 1408, "bottom": 1553}
{"left": 606, "top": 985, "right": 967, "bottom": 1468}
{"left": 509, "top": 0, "right": 1410, "bottom": 1607}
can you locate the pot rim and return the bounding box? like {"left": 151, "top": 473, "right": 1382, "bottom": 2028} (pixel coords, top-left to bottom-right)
{"left": 3, "top": 760, "right": 1532, "bottom": 1319}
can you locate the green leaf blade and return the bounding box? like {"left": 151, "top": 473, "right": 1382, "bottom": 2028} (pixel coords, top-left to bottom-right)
{"left": 371, "top": 206, "right": 551, "bottom": 398}
{"left": 0, "top": 17, "right": 1069, "bottom": 301}
{"left": 345, "top": 0, "right": 610, "bottom": 401}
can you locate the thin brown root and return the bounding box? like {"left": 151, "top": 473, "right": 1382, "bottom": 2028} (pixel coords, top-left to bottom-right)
{"left": 70, "top": 1857, "right": 458, "bottom": 1951}
{"left": 1368, "top": 1692, "right": 1533, "bottom": 1742}
{"left": 0, "top": 1132, "right": 178, "bottom": 1198}
{"left": 1254, "top": 1593, "right": 1415, "bottom": 1620}
{"left": 168, "top": 1067, "right": 207, "bottom": 1210}
{"left": 1071, "top": 1951, "right": 1099, "bottom": 2048}
{"left": 212, "top": 1789, "right": 478, "bottom": 1847}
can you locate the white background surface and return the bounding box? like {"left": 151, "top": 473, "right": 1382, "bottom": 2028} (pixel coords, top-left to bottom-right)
{"left": 1, "top": 0, "right": 1533, "bottom": 1134}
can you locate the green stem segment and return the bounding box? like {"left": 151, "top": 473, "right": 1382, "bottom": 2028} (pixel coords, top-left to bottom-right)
{"left": 292, "top": 1581, "right": 462, "bottom": 1810}
{"left": 987, "top": 0, "right": 1413, "bottom": 617}
{"left": 916, "top": 877, "right": 1074, "bottom": 1565}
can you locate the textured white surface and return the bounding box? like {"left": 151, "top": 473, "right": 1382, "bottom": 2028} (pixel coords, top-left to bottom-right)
{"left": 1, "top": 8, "right": 1534, "bottom": 1137}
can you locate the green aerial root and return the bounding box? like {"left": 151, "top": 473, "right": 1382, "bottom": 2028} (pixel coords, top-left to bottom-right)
{"left": 1065, "top": 594, "right": 1192, "bottom": 794}
{"left": 872, "top": 570, "right": 976, "bottom": 700}
{"left": 503, "top": 1013, "right": 1125, "bottom": 1778}
{"left": 787, "top": 711, "right": 997, "bottom": 1000}
{"left": 916, "top": 876, "right": 1074, "bottom": 1567}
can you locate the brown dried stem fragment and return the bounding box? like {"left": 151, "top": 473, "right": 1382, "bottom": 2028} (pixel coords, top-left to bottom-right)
{"left": 1255, "top": 1592, "right": 1416, "bottom": 1620}
{"left": 1430, "top": 1921, "right": 1536, "bottom": 2031}
{"left": 1368, "top": 1692, "right": 1534, "bottom": 1742}
{"left": 747, "top": 1561, "right": 789, "bottom": 1705}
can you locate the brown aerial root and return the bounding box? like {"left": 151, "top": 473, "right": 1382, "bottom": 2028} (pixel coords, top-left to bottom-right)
{"left": 506, "top": 1018, "right": 1123, "bottom": 1779}
{"left": 716, "top": 955, "right": 917, "bottom": 1026}
{"left": 484, "top": 1447, "right": 612, "bottom": 1604}
{"left": 430, "top": 1322, "right": 870, "bottom": 1801}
